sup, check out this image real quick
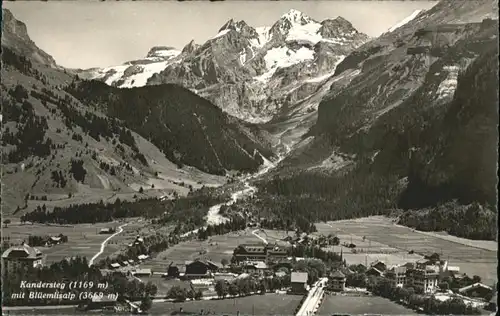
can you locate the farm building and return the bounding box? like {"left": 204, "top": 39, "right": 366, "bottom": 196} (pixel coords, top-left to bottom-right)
{"left": 242, "top": 261, "right": 268, "bottom": 275}
{"left": 167, "top": 263, "right": 180, "bottom": 278}
{"left": 48, "top": 236, "right": 62, "bottom": 245}
{"left": 184, "top": 259, "right": 220, "bottom": 279}
{"left": 370, "top": 260, "right": 387, "bottom": 272}
{"left": 109, "top": 263, "right": 121, "bottom": 269}
{"left": 329, "top": 270, "right": 346, "bottom": 292}
{"left": 133, "top": 269, "right": 152, "bottom": 277}
{"left": 290, "top": 272, "right": 308, "bottom": 294}
{"left": 137, "top": 254, "right": 149, "bottom": 261}
{"left": 2, "top": 242, "right": 44, "bottom": 277}
{"left": 366, "top": 267, "right": 384, "bottom": 277}
{"left": 99, "top": 228, "right": 115, "bottom": 234}
{"left": 458, "top": 283, "right": 493, "bottom": 300}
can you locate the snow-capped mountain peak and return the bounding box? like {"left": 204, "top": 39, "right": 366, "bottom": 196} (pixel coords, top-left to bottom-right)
{"left": 271, "top": 9, "right": 318, "bottom": 37}
{"left": 280, "top": 9, "right": 314, "bottom": 24}
{"left": 85, "top": 10, "right": 369, "bottom": 124}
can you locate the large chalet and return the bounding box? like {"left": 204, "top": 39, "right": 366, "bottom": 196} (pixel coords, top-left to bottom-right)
{"left": 233, "top": 243, "right": 289, "bottom": 263}
{"left": 183, "top": 259, "right": 221, "bottom": 279}
{"left": 2, "top": 242, "right": 44, "bottom": 277}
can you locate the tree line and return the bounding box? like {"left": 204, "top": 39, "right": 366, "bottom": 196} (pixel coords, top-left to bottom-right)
{"left": 397, "top": 201, "right": 496, "bottom": 240}
{"left": 20, "top": 198, "right": 164, "bottom": 224}
{"left": 27, "top": 234, "right": 68, "bottom": 247}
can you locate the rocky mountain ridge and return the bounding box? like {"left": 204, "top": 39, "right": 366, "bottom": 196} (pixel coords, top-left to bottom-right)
{"left": 81, "top": 10, "right": 370, "bottom": 147}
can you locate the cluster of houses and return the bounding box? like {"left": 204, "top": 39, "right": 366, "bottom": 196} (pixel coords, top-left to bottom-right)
{"left": 108, "top": 236, "right": 149, "bottom": 270}
{"left": 361, "top": 255, "right": 496, "bottom": 305}
{"left": 150, "top": 243, "right": 350, "bottom": 296}
{"left": 160, "top": 257, "right": 315, "bottom": 295}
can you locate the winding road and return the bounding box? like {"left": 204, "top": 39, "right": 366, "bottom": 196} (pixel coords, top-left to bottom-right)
{"left": 179, "top": 146, "right": 291, "bottom": 237}
{"left": 252, "top": 229, "right": 269, "bottom": 245}
{"left": 204, "top": 147, "right": 291, "bottom": 226}
{"left": 89, "top": 223, "right": 128, "bottom": 266}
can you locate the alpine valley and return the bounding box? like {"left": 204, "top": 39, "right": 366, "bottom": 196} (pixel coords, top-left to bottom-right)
{"left": 1, "top": 0, "right": 498, "bottom": 245}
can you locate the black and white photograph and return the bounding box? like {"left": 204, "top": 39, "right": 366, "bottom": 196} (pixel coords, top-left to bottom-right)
{"left": 0, "top": 0, "right": 498, "bottom": 315}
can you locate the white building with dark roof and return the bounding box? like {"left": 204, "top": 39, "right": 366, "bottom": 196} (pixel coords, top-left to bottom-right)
{"left": 2, "top": 242, "right": 44, "bottom": 276}
{"left": 109, "top": 263, "right": 121, "bottom": 269}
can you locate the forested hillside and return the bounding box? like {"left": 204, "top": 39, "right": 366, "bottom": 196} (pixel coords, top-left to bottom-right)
{"left": 1, "top": 8, "right": 258, "bottom": 215}
{"left": 66, "top": 80, "right": 273, "bottom": 176}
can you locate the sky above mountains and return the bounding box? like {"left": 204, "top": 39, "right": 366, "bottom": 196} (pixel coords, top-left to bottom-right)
{"left": 4, "top": 1, "right": 438, "bottom": 69}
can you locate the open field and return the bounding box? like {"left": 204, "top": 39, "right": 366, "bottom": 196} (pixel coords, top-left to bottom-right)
{"left": 149, "top": 293, "right": 303, "bottom": 315}
{"left": 139, "top": 228, "right": 277, "bottom": 272}
{"left": 2, "top": 218, "right": 148, "bottom": 264}
{"left": 138, "top": 275, "right": 192, "bottom": 297}
{"left": 317, "top": 294, "right": 418, "bottom": 315}
{"left": 316, "top": 216, "right": 498, "bottom": 285}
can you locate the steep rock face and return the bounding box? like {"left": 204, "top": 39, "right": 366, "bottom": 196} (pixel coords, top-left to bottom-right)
{"left": 315, "top": 0, "right": 498, "bottom": 146}
{"left": 85, "top": 9, "right": 369, "bottom": 139}
{"left": 1, "top": 9, "right": 58, "bottom": 68}
{"left": 182, "top": 40, "right": 200, "bottom": 54}
{"left": 267, "top": 0, "right": 498, "bottom": 238}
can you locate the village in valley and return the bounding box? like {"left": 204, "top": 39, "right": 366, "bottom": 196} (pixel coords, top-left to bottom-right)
{"left": 1, "top": 216, "right": 497, "bottom": 315}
